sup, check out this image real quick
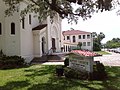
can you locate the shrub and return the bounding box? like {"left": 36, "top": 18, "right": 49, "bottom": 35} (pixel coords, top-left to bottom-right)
{"left": 64, "top": 58, "right": 69, "bottom": 67}
{"left": 0, "top": 55, "right": 25, "bottom": 69}
{"left": 64, "top": 67, "right": 88, "bottom": 80}
{"left": 90, "top": 62, "right": 107, "bottom": 80}
{"left": 96, "top": 62, "right": 107, "bottom": 79}
{"left": 64, "top": 67, "right": 75, "bottom": 78}
{"left": 56, "top": 66, "right": 64, "bottom": 76}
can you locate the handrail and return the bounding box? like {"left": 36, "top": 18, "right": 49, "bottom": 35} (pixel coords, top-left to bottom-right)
{"left": 46, "top": 48, "right": 53, "bottom": 55}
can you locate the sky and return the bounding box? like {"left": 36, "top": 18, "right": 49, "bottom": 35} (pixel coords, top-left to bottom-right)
{"left": 62, "top": 7, "right": 120, "bottom": 43}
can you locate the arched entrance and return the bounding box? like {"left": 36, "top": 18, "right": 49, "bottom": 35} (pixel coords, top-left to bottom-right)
{"left": 42, "top": 37, "right": 45, "bottom": 54}
{"left": 52, "top": 38, "right": 56, "bottom": 52}
{"left": 51, "top": 26, "right": 59, "bottom": 52}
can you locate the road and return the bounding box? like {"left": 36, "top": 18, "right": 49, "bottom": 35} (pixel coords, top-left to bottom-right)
{"left": 94, "top": 52, "right": 120, "bottom": 66}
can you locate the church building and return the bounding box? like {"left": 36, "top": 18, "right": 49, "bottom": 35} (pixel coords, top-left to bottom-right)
{"left": 0, "top": 1, "right": 62, "bottom": 62}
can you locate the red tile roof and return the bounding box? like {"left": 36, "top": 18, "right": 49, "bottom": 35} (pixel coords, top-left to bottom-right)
{"left": 71, "top": 50, "right": 100, "bottom": 57}
{"left": 62, "top": 30, "right": 91, "bottom": 35}
{"left": 32, "top": 24, "right": 47, "bottom": 31}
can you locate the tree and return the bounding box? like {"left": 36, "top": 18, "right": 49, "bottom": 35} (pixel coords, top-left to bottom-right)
{"left": 105, "top": 38, "right": 120, "bottom": 48}
{"left": 92, "top": 32, "right": 105, "bottom": 51}
{"left": 2, "top": 0, "right": 120, "bottom": 23}
{"left": 77, "top": 42, "right": 82, "bottom": 50}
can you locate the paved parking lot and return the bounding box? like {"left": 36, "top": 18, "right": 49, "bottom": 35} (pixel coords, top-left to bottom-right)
{"left": 94, "top": 52, "right": 120, "bottom": 66}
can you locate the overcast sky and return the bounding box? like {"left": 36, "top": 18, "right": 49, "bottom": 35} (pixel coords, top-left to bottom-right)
{"left": 62, "top": 7, "right": 120, "bottom": 43}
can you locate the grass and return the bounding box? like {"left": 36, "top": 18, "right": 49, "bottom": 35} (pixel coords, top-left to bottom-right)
{"left": 0, "top": 65, "right": 120, "bottom": 90}
{"left": 95, "top": 51, "right": 110, "bottom": 55}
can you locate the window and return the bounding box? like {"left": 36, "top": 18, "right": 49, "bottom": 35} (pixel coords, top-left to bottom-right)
{"left": 87, "top": 42, "right": 91, "bottom": 46}
{"left": 73, "top": 36, "right": 76, "bottom": 42}
{"left": 83, "top": 42, "right": 86, "bottom": 46}
{"left": 22, "top": 17, "right": 25, "bottom": 29}
{"left": 83, "top": 35, "right": 85, "bottom": 39}
{"left": 67, "top": 36, "right": 70, "bottom": 40}
{"left": 11, "top": 23, "right": 15, "bottom": 35}
{"left": 29, "top": 14, "right": 31, "bottom": 24}
{"left": 66, "top": 45, "right": 68, "bottom": 52}
{"left": 0, "top": 23, "right": 1, "bottom": 35}
{"left": 87, "top": 35, "right": 90, "bottom": 39}
{"left": 78, "top": 35, "right": 81, "bottom": 39}
{"left": 64, "top": 45, "right": 65, "bottom": 52}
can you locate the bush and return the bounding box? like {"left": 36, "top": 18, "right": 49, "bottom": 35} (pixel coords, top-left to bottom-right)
{"left": 64, "top": 67, "right": 76, "bottom": 78}
{"left": 0, "top": 55, "right": 25, "bottom": 69}
{"left": 90, "top": 62, "right": 107, "bottom": 80}
{"left": 56, "top": 66, "right": 64, "bottom": 76}
{"left": 64, "top": 67, "right": 88, "bottom": 80}
{"left": 64, "top": 58, "right": 69, "bottom": 67}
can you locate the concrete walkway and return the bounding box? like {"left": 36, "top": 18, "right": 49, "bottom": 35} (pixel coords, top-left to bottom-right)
{"left": 41, "top": 52, "right": 120, "bottom": 66}
{"left": 42, "top": 62, "right": 64, "bottom": 65}
{"left": 94, "top": 52, "right": 120, "bottom": 66}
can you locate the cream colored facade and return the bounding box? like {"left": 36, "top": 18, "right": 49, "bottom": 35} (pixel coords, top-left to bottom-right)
{"left": 0, "top": 1, "right": 62, "bottom": 62}
{"left": 62, "top": 30, "right": 93, "bottom": 52}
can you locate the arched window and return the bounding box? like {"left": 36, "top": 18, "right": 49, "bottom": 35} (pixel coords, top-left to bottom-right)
{"left": 11, "top": 22, "right": 15, "bottom": 35}
{"left": 22, "top": 17, "right": 25, "bottom": 29}
{"left": 87, "top": 35, "right": 90, "bottom": 39}
{"left": 73, "top": 36, "right": 76, "bottom": 42}
{"left": 0, "top": 23, "right": 2, "bottom": 35}
{"left": 29, "top": 14, "right": 31, "bottom": 24}
{"left": 83, "top": 35, "right": 86, "bottom": 39}
{"left": 78, "top": 35, "right": 81, "bottom": 39}
{"left": 42, "top": 37, "right": 45, "bottom": 54}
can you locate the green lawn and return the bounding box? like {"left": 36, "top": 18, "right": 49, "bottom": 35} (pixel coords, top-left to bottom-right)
{"left": 0, "top": 65, "right": 120, "bottom": 90}
{"left": 95, "top": 51, "right": 110, "bottom": 55}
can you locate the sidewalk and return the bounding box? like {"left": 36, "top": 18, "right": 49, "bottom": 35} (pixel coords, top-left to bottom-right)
{"left": 42, "top": 62, "right": 64, "bottom": 65}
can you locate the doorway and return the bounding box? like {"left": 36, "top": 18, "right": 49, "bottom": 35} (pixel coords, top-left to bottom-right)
{"left": 52, "top": 38, "right": 56, "bottom": 52}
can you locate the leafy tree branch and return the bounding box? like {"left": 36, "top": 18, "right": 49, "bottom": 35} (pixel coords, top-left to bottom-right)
{"left": 3, "top": 0, "right": 120, "bottom": 23}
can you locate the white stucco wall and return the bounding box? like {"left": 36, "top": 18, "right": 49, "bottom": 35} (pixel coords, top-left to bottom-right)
{"left": 4, "top": 12, "right": 21, "bottom": 56}
{"left": 0, "top": 1, "right": 5, "bottom": 53}
{"left": 63, "top": 32, "right": 93, "bottom": 51}
{"left": 33, "top": 27, "right": 47, "bottom": 57}
{"left": 0, "top": 1, "right": 62, "bottom": 62}
{"left": 46, "top": 16, "right": 52, "bottom": 50}
{"left": 47, "top": 15, "right": 62, "bottom": 52}
{"left": 33, "top": 31, "right": 40, "bottom": 57}
{"left": 0, "top": 1, "right": 21, "bottom": 56}
{"left": 19, "top": 2, "right": 40, "bottom": 62}
{"left": 20, "top": 21, "right": 34, "bottom": 62}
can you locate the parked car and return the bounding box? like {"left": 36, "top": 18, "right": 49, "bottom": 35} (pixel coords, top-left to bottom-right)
{"left": 114, "top": 48, "right": 120, "bottom": 53}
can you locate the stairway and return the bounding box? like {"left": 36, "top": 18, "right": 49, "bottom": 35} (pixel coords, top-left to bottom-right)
{"left": 30, "top": 55, "right": 48, "bottom": 64}
{"left": 31, "top": 53, "right": 65, "bottom": 64}
{"left": 47, "top": 54, "right": 64, "bottom": 62}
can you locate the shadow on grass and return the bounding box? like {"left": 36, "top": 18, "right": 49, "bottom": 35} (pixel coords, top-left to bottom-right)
{"left": 0, "top": 65, "right": 119, "bottom": 90}
{"left": 28, "top": 77, "right": 99, "bottom": 90}
{"left": 0, "top": 64, "right": 31, "bottom": 70}
{"left": 0, "top": 80, "right": 30, "bottom": 90}
{"left": 102, "top": 66, "right": 120, "bottom": 90}
{"left": 26, "top": 66, "right": 120, "bottom": 90}
{"left": 24, "top": 65, "right": 56, "bottom": 78}
{"left": 24, "top": 65, "right": 101, "bottom": 90}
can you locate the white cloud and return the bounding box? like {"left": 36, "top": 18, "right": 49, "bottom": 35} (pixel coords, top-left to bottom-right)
{"left": 62, "top": 9, "right": 120, "bottom": 43}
